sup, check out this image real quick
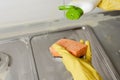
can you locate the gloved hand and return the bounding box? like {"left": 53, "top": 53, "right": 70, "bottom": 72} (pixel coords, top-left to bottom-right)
{"left": 98, "top": 0, "right": 120, "bottom": 10}
{"left": 52, "top": 40, "right": 103, "bottom": 80}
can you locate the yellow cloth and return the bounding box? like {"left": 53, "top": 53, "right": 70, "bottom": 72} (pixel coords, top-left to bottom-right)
{"left": 98, "top": 0, "right": 120, "bottom": 10}
{"left": 52, "top": 40, "right": 103, "bottom": 80}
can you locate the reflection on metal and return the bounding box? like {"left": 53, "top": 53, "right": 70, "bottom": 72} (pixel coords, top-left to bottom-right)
{"left": 0, "top": 52, "right": 9, "bottom": 80}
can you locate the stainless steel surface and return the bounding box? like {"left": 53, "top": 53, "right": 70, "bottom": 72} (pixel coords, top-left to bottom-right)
{"left": 0, "top": 52, "right": 9, "bottom": 72}
{"left": 93, "top": 15, "right": 120, "bottom": 75}
{"left": 0, "top": 52, "right": 9, "bottom": 80}
{"left": 0, "top": 11, "right": 120, "bottom": 40}
{"left": 0, "top": 39, "right": 38, "bottom": 80}
{"left": 0, "top": 11, "right": 119, "bottom": 80}
{"left": 30, "top": 26, "right": 119, "bottom": 80}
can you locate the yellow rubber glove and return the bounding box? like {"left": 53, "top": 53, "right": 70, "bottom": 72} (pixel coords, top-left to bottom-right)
{"left": 52, "top": 40, "right": 103, "bottom": 80}
{"left": 98, "top": 0, "right": 120, "bottom": 11}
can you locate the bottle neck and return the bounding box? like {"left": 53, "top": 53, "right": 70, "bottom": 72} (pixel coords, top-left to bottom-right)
{"left": 69, "top": 0, "right": 101, "bottom": 13}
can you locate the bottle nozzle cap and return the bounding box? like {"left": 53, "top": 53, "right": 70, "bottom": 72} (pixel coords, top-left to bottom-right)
{"left": 59, "top": 5, "right": 83, "bottom": 20}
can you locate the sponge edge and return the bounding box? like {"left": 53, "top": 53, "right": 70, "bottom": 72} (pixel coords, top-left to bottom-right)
{"left": 49, "top": 39, "right": 87, "bottom": 57}
{"left": 49, "top": 46, "right": 61, "bottom": 57}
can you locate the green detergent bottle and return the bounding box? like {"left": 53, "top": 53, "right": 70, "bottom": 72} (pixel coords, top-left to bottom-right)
{"left": 59, "top": 0, "right": 101, "bottom": 20}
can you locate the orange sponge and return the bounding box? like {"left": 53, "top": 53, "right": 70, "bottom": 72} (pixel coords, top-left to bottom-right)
{"left": 49, "top": 39, "right": 87, "bottom": 57}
